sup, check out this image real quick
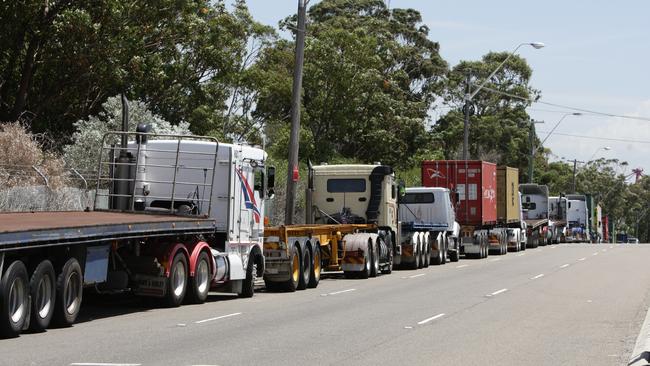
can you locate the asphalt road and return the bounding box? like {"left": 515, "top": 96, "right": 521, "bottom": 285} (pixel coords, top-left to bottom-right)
{"left": 2, "top": 244, "right": 650, "bottom": 366}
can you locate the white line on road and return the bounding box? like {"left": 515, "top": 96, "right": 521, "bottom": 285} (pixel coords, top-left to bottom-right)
{"left": 327, "top": 288, "right": 357, "bottom": 296}
{"left": 578, "top": 257, "right": 586, "bottom": 261}
{"left": 531, "top": 274, "right": 545, "bottom": 280}
{"left": 550, "top": 245, "right": 557, "bottom": 248}
{"left": 602, "top": 249, "right": 607, "bottom": 252}
{"left": 456, "top": 264, "right": 469, "bottom": 268}
{"left": 489, "top": 258, "right": 501, "bottom": 262}
{"left": 195, "top": 312, "right": 242, "bottom": 324}
{"left": 409, "top": 273, "right": 426, "bottom": 278}
{"left": 70, "top": 364, "right": 142, "bottom": 366}
{"left": 487, "top": 288, "right": 508, "bottom": 297}
{"left": 417, "top": 313, "right": 445, "bottom": 325}
{"left": 610, "top": 246, "right": 614, "bottom": 249}
{"left": 593, "top": 252, "right": 599, "bottom": 256}
{"left": 517, "top": 253, "right": 526, "bottom": 257}
{"left": 560, "top": 264, "right": 570, "bottom": 269}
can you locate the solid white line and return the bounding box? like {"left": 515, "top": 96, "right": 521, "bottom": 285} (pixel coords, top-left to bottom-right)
{"left": 195, "top": 312, "right": 242, "bottom": 324}
{"left": 488, "top": 288, "right": 508, "bottom": 297}
{"left": 417, "top": 313, "right": 445, "bottom": 325}
{"left": 578, "top": 257, "right": 586, "bottom": 261}
{"left": 328, "top": 288, "right": 357, "bottom": 295}
{"left": 456, "top": 264, "right": 469, "bottom": 268}
{"left": 409, "top": 273, "right": 426, "bottom": 278}
{"left": 560, "top": 264, "right": 570, "bottom": 269}
{"left": 489, "top": 258, "right": 501, "bottom": 262}
{"left": 70, "top": 364, "right": 141, "bottom": 366}
{"left": 531, "top": 274, "right": 545, "bottom": 280}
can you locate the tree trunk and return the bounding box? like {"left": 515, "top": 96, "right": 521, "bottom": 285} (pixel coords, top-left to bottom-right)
{"left": 10, "top": 38, "right": 40, "bottom": 120}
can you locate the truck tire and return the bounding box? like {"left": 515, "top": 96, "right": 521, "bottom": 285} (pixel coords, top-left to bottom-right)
{"left": 369, "top": 240, "right": 379, "bottom": 278}
{"left": 52, "top": 257, "right": 83, "bottom": 326}
{"left": 297, "top": 247, "right": 311, "bottom": 290}
{"left": 0, "top": 260, "right": 29, "bottom": 338}
{"left": 449, "top": 238, "right": 460, "bottom": 262}
{"left": 188, "top": 251, "right": 211, "bottom": 303}
{"left": 29, "top": 260, "right": 56, "bottom": 331}
{"left": 423, "top": 240, "right": 430, "bottom": 268}
{"left": 381, "top": 234, "right": 393, "bottom": 274}
{"left": 239, "top": 255, "right": 256, "bottom": 298}
{"left": 283, "top": 245, "right": 300, "bottom": 291}
{"left": 358, "top": 242, "right": 371, "bottom": 279}
{"left": 308, "top": 247, "right": 321, "bottom": 288}
{"left": 432, "top": 237, "right": 443, "bottom": 265}
{"left": 165, "top": 253, "right": 188, "bottom": 307}
{"left": 412, "top": 242, "right": 421, "bottom": 269}
{"left": 441, "top": 237, "right": 448, "bottom": 264}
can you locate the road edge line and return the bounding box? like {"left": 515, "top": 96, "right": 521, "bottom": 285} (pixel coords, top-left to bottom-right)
{"left": 628, "top": 306, "right": 650, "bottom": 366}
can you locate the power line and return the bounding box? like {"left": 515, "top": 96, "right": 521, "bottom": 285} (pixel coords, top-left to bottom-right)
{"left": 479, "top": 86, "right": 650, "bottom": 122}
{"left": 537, "top": 130, "right": 650, "bottom": 144}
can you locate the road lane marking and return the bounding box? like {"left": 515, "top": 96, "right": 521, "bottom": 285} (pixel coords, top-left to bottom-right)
{"left": 550, "top": 245, "right": 557, "bottom": 248}
{"left": 560, "top": 264, "right": 570, "bottom": 269}
{"left": 326, "top": 288, "right": 356, "bottom": 296}
{"left": 489, "top": 258, "right": 501, "bottom": 262}
{"left": 456, "top": 264, "right": 469, "bottom": 268}
{"left": 578, "top": 257, "right": 586, "bottom": 261}
{"left": 195, "top": 312, "right": 242, "bottom": 324}
{"left": 531, "top": 274, "right": 545, "bottom": 280}
{"left": 593, "top": 252, "right": 599, "bottom": 256}
{"left": 70, "top": 364, "right": 142, "bottom": 366}
{"left": 517, "top": 253, "right": 526, "bottom": 257}
{"left": 417, "top": 313, "right": 445, "bottom": 325}
{"left": 486, "top": 288, "right": 508, "bottom": 297}
{"left": 609, "top": 246, "right": 614, "bottom": 249}
{"left": 602, "top": 249, "right": 607, "bottom": 252}
{"left": 409, "top": 273, "right": 426, "bottom": 278}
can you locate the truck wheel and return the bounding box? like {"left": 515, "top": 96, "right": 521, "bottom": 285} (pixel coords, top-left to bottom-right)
{"left": 239, "top": 255, "right": 256, "bottom": 298}
{"left": 297, "top": 247, "right": 311, "bottom": 290}
{"left": 369, "top": 241, "right": 379, "bottom": 278}
{"left": 283, "top": 245, "right": 300, "bottom": 291}
{"left": 423, "top": 241, "right": 430, "bottom": 268}
{"left": 0, "top": 260, "right": 29, "bottom": 338}
{"left": 381, "top": 234, "right": 393, "bottom": 274}
{"left": 29, "top": 260, "right": 56, "bottom": 331}
{"left": 449, "top": 238, "right": 460, "bottom": 262}
{"left": 358, "top": 242, "right": 371, "bottom": 279}
{"left": 53, "top": 257, "right": 83, "bottom": 326}
{"left": 188, "top": 251, "right": 211, "bottom": 303}
{"left": 413, "top": 243, "right": 421, "bottom": 269}
{"left": 165, "top": 253, "right": 188, "bottom": 307}
{"left": 441, "top": 237, "right": 448, "bottom": 264}
{"left": 308, "top": 247, "right": 321, "bottom": 288}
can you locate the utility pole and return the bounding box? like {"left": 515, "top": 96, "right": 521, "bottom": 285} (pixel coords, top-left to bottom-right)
{"left": 462, "top": 72, "right": 471, "bottom": 160}
{"left": 528, "top": 120, "right": 543, "bottom": 183}
{"left": 285, "top": 0, "right": 308, "bottom": 225}
{"left": 571, "top": 159, "right": 585, "bottom": 193}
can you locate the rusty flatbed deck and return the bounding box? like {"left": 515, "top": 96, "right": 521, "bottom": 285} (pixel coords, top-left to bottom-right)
{"left": 524, "top": 218, "right": 549, "bottom": 229}
{"left": 0, "top": 211, "right": 216, "bottom": 251}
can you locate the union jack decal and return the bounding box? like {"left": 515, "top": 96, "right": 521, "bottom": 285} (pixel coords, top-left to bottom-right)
{"left": 236, "top": 168, "right": 261, "bottom": 223}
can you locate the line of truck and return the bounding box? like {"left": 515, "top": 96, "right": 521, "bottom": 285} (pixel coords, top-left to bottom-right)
{"left": 0, "top": 129, "right": 606, "bottom": 338}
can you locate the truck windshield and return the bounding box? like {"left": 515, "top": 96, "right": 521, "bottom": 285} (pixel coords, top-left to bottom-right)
{"left": 327, "top": 179, "right": 366, "bottom": 193}
{"left": 401, "top": 192, "right": 434, "bottom": 204}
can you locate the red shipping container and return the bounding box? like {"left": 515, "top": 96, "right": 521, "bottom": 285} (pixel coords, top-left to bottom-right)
{"left": 421, "top": 160, "right": 497, "bottom": 226}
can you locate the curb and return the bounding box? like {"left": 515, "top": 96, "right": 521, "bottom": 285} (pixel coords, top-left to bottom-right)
{"left": 629, "top": 307, "right": 650, "bottom": 366}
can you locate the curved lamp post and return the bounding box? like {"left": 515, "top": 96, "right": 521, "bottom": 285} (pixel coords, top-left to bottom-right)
{"left": 589, "top": 146, "right": 612, "bottom": 161}
{"left": 462, "top": 42, "right": 545, "bottom": 159}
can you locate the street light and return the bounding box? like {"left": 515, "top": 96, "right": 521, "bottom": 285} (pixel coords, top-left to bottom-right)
{"left": 589, "top": 146, "right": 612, "bottom": 161}
{"left": 462, "top": 42, "right": 545, "bottom": 159}
{"left": 539, "top": 112, "right": 582, "bottom": 147}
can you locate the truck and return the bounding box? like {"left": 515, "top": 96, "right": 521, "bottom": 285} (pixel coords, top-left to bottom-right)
{"left": 519, "top": 184, "right": 552, "bottom": 248}
{"left": 496, "top": 166, "right": 526, "bottom": 252}
{"left": 0, "top": 130, "right": 273, "bottom": 337}
{"left": 565, "top": 194, "right": 589, "bottom": 242}
{"left": 263, "top": 164, "right": 397, "bottom": 289}
{"left": 421, "top": 160, "right": 508, "bottom": 259}
{"left": 398, "top": 187, "right": 461, "bottom": 268}
{"left": 549, "top": 195, "right": 568, "bottom": 243}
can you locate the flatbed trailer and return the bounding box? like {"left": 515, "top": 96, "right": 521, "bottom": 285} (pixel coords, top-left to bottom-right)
{"left": 0, "top": 211, "right": 216, "bottom": 251}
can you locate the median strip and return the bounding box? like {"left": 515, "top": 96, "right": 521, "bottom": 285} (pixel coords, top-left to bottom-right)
{"left": 195, "top": 312, "right": 242, "bottom": 324}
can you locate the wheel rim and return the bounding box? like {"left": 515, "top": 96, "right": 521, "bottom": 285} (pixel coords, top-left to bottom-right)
{"left": 9, "top": 276, "right": 25, "bottom": 324}
{"left": 302, "top": 252, "right": 311, "bottom": 278}
{"left": 292, "top": 251, "right": 300, "bottom": 282}
{"left": 36, "top": 274, "right": 53, "bottom": 319}
{"left": 365, "top": 245, "right": 371, "bottom": 272}
{"left": 196, "top": 259, "right": 209, "bottom": 294}
{"left": 172, "top": 260, "right": 186, "bottom": 297}
{"left": 65, "top": 271, "right": 81, "bottom": 315}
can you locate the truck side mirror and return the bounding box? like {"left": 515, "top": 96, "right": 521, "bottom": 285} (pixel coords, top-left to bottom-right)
{"left": 397, "top": 180, "right": 406, "bottom": 202}
{"left": 266, "top": 166, "right": 275, "bottom": 198}
{"left": 454, "top": 192, "right": 460, "bottom": 204}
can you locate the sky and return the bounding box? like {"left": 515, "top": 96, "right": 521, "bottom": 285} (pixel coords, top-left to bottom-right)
{"left": 243, "top": 0, "right": 650, "bottom": 179}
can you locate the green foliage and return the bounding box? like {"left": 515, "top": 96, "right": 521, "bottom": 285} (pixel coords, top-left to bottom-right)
{"left": 0, "top": 0, "right": 274, "bottom": 144}
{"left": 253, "top": 0, "right": 447, "bottom": 169}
